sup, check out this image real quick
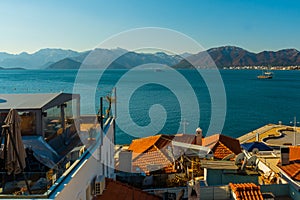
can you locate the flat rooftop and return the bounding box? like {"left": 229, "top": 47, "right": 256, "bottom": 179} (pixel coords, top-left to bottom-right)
{"left": 238, "top": 124, "right": 300, "bottom": 147}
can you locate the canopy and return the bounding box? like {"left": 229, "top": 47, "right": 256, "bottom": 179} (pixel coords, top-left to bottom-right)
{"left": 241, "top": 142, "right": 273, "bottom": 152}
{"left": 22, "top": 136, "right": 60, "bottom": 168}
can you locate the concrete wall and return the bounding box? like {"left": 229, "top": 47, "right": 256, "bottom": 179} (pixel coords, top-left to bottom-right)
{"left": 147, "top": 185, "right": 230, "bottom": 200}
{"left": 206, "top": 169, "right": 258, "bottom": 186}
{"left": 200, "top": 186, "right": 230, "bottom": 200}
{"left": 51, "top": 119, "right": 115, "bottom": 200}
{"left": 53, "top": 155, "right": 103, "bottom": 200}
{"left": 260, "top": 184, "right": 289, "bottom": 197}
{"left": 101, "top": 120, "right": 115, "bottom": 178}
{"left": 289, "top": 184, "right": 300, "bottom": 200}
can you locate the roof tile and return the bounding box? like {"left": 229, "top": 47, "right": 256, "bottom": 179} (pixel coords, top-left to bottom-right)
{"left": 229, "top": 183, "right": 263, "bottom": 200}
{"left": 203, "top": 134, "right": 241, "bottom": 159}
{"left": 289, "top": 146, "right": 300, "bottom": 161}
{"left": 95, "top": 178, "right": 161, "bottom": 200}
{"left": 277, "top": 146, "right": 300, "bottom": 181}
{"left": 279, "top": 162, "right": 300, "bottom": 181}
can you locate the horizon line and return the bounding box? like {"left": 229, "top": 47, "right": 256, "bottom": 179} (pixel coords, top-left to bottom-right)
{"left": 1, "top": 45, "right": 299, "bottom": 55}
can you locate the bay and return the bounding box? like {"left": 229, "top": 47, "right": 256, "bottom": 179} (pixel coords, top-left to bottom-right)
{"left": 0, "top": 69, "right": 299, "bottom": 144}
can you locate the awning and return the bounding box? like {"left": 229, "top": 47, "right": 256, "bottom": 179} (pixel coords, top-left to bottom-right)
{"left": 22, "top": 136, "right": 60, "bottom": 168}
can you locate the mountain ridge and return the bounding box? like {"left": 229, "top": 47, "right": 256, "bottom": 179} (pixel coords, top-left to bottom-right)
{"left": 1, "top": 46, "right": 300, "bottom": 69}
{"left": 174, "top": 46, "right": 300, "bottom": 68}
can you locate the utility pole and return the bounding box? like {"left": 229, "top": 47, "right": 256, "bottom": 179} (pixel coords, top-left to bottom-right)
{"left": 290, "top": 116, "right": 299, "bottom": 146}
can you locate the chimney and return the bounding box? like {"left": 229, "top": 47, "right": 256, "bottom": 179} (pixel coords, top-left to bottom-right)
{"left": 195, "top": 128, "right": 202, "bottom": 145}
{"left": 280, "top": 147, "right": 290, "bottom": 165}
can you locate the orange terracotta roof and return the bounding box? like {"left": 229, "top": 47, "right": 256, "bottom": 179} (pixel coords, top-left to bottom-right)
{"left": 229, "top": 183, "right": 263, "bottom": 200}
{"left": 127, "top": 134, "right": 199, "bottom": 173}
{"left": 277, "top": 146, "right": 300, "bottom": 181}
{"left": 128, "top": 135, "right": 161, "bottom": 154}
{"left": 132, "top": 150, "right": 173, "bottom": 173}
{"left": 128, "top": 134, "right": 195, "bottom": 160}
{"left": 212, "top": 142, "right": 235, "bottom": 160}
{"left": 95, "top": 178, "right": 161, "bottom": 200}
{"left": 202, "top": 134, "right": 241, "bottom": 159}
{"left": 132, "top": 144, "right": 174, "bottom": 173}
{"left": 279, "top": 162, "right": 300, "bottom": 181}
{"left": 202, "top": 134, "right": 220, "bottom": 149}
{"left": 289, "top": 146, "right": 300, "bottom": 161}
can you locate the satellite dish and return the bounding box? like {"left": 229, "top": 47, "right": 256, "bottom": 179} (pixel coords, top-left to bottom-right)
{"left": 252, "top": 148, "right": 259, "bottom": 154}
{"left": 235, "top": 153, "right": 245, "bottom": 165}
{"left": 247, "top": 155, "right": 257, "bottom": 166}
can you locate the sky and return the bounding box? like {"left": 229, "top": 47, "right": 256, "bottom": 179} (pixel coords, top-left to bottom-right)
{"left": 1, "top": 0, "right": 300, "bottom": 54}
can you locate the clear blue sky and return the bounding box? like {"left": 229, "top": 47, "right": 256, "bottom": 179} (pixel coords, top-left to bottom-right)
{"left": 1, "top": 0, "right": 300, "bottom": 54}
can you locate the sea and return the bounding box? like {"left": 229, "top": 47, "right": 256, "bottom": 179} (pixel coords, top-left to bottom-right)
{"left": 0, "top": 69, "right": 300, "bottom": 144}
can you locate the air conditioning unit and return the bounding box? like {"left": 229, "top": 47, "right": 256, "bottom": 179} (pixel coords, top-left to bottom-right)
{"left": 95, "top": 175, "right": 105, "bottom": 195}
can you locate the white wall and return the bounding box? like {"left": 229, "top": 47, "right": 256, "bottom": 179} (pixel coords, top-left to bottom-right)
{"left": 54, "top": 155, "right": 102, "bottom": 200}
{"left": 52, "top": 119, "right": 115, "bottom": 200}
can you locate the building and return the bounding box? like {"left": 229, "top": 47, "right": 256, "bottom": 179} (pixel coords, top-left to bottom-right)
{"left": 202, "top": 134, "right": 242, "bottom": 160}
{"left": 277, "top": 146, "right": 300, "bottom": 200}
{"left": 118, "top": 133, "right": 211, "bottom": 175}
{"left": 0, "top": 93, "right": 115, "bottom": 199}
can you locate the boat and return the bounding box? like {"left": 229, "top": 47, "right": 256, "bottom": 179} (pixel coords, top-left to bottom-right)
{"left": 257, "top": 70, "right": 273, "bottom": 79}
{"left": 0, "top": 92, "right": 116, "bottom": 199}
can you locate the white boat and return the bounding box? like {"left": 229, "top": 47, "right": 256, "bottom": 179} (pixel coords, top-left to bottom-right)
{"left": 257, "top": 70, "right": 273, "bottom": 79}
{"left": 0, "top": 93, "right": 115, "bottom": 199}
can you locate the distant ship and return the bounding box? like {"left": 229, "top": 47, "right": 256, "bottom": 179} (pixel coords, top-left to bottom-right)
{"left": 257, "top": 71, "right": 273, "bottom": 79}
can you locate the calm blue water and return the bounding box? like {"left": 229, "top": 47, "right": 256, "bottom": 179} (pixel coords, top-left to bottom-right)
{"left": 0, "top": 69, "right": 299, "bottom": 144}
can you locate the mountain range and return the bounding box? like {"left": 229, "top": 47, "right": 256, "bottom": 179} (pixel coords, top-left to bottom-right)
{"left": 174, "top": 46, "right": 300, "bottom": 68}
{"left": 1, "top": 46, "right": 300, "bottom": 69}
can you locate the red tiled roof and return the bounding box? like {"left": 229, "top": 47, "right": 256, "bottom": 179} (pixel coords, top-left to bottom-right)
{"left": 289, "top": 146, "right": 300, "bottom": 161}
{"left": 132, "top": 148, "right": 173, "bottom": 173}
{"left": 279, "top": 162, "right": 300, "bottom": 181}
{"left": 128, "top": 135, "right": 161, "bottom": 157}
{"left": 229, "top": 183, "right": 263, "bottom": 200}
{"left": 128, "top": 134, "right": 195, "bottom": 159}
{"left": 212, "top": 142, "right": 235, "bottom": 160}
{"left": 127, "top": 134, "right": 198, "bottom": 173}
{"left": 277, "top": 146, "right": 300, "bottom": 181}
{"left": 202, "top": 134, "right": 241, "bottom": 159}
{"left": 95, "top": 178, "right": 161, "bottom": 200}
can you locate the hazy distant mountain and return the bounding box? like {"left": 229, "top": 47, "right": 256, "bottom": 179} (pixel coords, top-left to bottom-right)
{"left": 2, "top": 46, "right": 300, "bottom": 70}
{"left": 174, "top": 46, "right": 300, "bottom": 68}
{"left": 0, "top": 66, "right": 25, "bottom": 70}
{"left": 0, "top": 48, "right": 81, "bottom": 69}
{"left": 47, "top": 49, "right": 182, "bottom": 69}
{"left": 179, "top": 52, "right": 193, "bottom": 58}
{"left": 47, "top": 58, "right": 82, "bottom": 69}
